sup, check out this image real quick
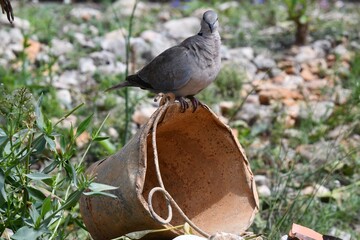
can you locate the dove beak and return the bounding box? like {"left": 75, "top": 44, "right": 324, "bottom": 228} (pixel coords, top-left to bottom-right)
{"left": 208, "top": 23, "right": 213, "bottom": 33}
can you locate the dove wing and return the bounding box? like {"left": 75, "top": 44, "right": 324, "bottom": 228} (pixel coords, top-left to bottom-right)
{"left": 138, "top": 45, "right": 194, "bottom": 92}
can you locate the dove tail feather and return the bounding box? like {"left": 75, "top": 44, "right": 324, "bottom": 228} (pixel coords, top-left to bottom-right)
{"left": 105, "top": 74, "right": 154, "bottom": 92}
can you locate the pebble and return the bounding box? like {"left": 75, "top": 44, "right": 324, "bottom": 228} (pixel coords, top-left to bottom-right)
{"left": 164, "top": 17, "right": 200, "bottom": 39}
{"left": 50, "top": 39, "right": 74, "bottom": 56}
{"left": 70, "top": 7, "right": 102, "bottom": 21}
{"left": 299, "top": 101, "right": 334, "bottom": 122}
{"left": 253, "top": 55, "right": 277, "bottom": 70}
{"left": 56, "top": 89, "right": 72, "bottom": 108}
{"left": 257, "top": 185, "right": 271, "bottom": 197}
{"left": 101, "top": 29, "right": 127, "bottom": 59}
{"left": 79, "top": 58, "right": 96, "bottom": 74}
{"left": 301, "top": 184, "right": 330, "bottom": 197}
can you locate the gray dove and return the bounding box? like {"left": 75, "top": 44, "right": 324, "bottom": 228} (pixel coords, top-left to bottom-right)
{"left": 106, "top": 10, "right": 221, "bottom": 112}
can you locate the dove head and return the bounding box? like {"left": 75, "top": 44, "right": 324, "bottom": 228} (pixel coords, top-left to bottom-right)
{"left": 200, "top": 10, "right": 219, "bottom": 35}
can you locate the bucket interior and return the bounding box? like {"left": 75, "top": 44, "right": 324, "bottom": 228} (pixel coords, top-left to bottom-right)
{"left": 142, "top": 107, "right": 257, "bottom": 234}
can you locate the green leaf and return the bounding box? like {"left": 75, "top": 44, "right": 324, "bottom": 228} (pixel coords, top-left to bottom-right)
{"left": 35, "top": 94, "right": 45, "bottom": 131}
{"left": 93, "top": 136, "right": 109, "bottom": 142}
{"left": 88, "top": 182, "right": 118, "bottom": 192}
{"left": 76, "top": 114, "right": 93, "bottom": 138}
{"left": 64, "top": 162, "right": 77, "bottom": 186}
{"left": 42, "top": 161, "right": 58, "bottom": 174}
{"left": 29, "top": 205, "right": 40, "bottom": 227}
{"left": 41, "top": 197, "right": 52, "bottom": 219}
{"left": 83, "top": 191, "right": 117, "bottom": 198}
{"left": 26, "top": 173, "right": 52, "bottom": 180}
{"left": 0, "top": 169, "right": 7, "bottom": 204}
{"left": 11, "top": 226, "right": 44, "bottom": 240}
{"left": 26, "top": 186, "right": 46, "bottom": 201}
{"left": 60, "top": 135, "right": 66, "bottom": 154}
{"left": 44, "top": 135, "right": 56, "bottom": 152}
{"left": 0, "top": 128, "right": 8, "bottom": 145}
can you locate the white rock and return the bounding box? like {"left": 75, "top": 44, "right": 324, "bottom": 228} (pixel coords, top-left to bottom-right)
{"left": 0, "top": 30, "right": 11, "bottom": 45}
{"left": 257, "top": 185, "right": 271, "bottom": 197}
{"left": 334, "top": 44, "right": 348, "bottom": 56}
{"left": 301, "top": 184, "right": 330, "bottom": 196}
{"left": 218, "top": 1, "right": 240, "bottom": 11}
{"left": 282, "top": 75, "right": 304, "bottom": 90}
{"left": 0, "top": 15, "right": 30, "bottom": 30}
{"left": 295, "top": 46, "right": 318, "bottom": 63}
{"left": 299, "top": 101, "right": 334, "bottom": 122}
{"left": 329, "top": 228, "right": 351, "bottom": 240}
{"left": 254, "top": 175, "right": 270, "bottom": 186}
{"left": 229, "top": 47, "right": 254, "bottom": 60}
{"left": 70, "top": 7, "right": 102, "bottom": 20}
{"left": 108, "top": 0, "right": 146, "bottom": 17}
{"left": 164, "top": 17, "right": 200, "bottom": 39}
{"left": 101, "top": 29, "right": 127, "bottom": 60}
{"left": 141, "top": 30, "right": 174, "bottom": 58}
{"left": 79, "top": 58, "right": 96, "bottom": 74}
{"left": 74, "top": 32, "right": 96, "bottom": 48}
{"left": 9, "top": 28, "right": 24, "bottom": 43}
{"left": 56, "top": 89, "right": 72, "bottom": 108}
{"left": 253, "top": 55, "right": 276, "bottom": 70}
{"left": 132, "top": 105, "right": 157, "bottom": 125}
{"left": 54, "top": 71, "right": 79, "bottom": 89}
{"left": 50, "top": 39, "right": 74, "bottom": 56}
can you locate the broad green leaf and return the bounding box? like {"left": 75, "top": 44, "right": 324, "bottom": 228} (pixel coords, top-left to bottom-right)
{"left": 64, "top": 162, "right": 77, "bottom": 186}
{"left": 42, "top": 161, "right": 58, "bottom": 174}
{"left": 41, "top": 197, "right": 52, "bottom": 219}
{"left": 35, "top": 94, "right": 45, "bottom": 131}
{"left": 83, "top": 191, "right": 117, "bottom": 198}
{"left": 44, "top": 135, "right": 56, "bottom": 152}
{"left": 29, "top": 205, "right": 40, "bottom": 227}
{"left": 26, "top": 186, "right": 46, "bottom": 201}
{"left": 11, "top": 226, "right": 44, "bottom": 240}
{"left": 76, "top": 114, "right": 93, "bottom": 138}
{"left": 88, "top": 182, "right": 118, "bottom": 192}
{"left": 60, "top": 135, "right": 66, "bottom": 154}
{"left": 26, "top": 173, "right": 52, "bottom": 180}
{"left": 33, "top": 135, "right": 46, "bottom": 154}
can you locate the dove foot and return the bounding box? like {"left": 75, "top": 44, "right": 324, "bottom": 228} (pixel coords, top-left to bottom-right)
{"left": 176, "top": 97, "right": 189, "bottom": 112}
{"left": 187, "top": 96, "right": 207, "bottom": 112}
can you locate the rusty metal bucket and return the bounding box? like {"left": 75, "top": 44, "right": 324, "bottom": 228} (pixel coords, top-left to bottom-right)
{"left": 79, "top": 102, "right": 259, "bottom": 240}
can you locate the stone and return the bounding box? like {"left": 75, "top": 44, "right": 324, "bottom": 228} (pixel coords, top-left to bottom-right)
{"left": 140, "top": 30, "right": 174, "bottom": 58}
{"left": 254, "top": 175, "right": 270, "bottom": 187}
{"left": 70, "top": 7, "right": 102, "bottom": 21}
{"left": 300, "top": 68, "right": 316, "bottom": 81}
{"left": 312, "top": 39, "right": 332, "bottom": 52}
{"left": 108, "top": 127, "right": 119, "bottom": 139}
{"left": 50, "top": 39, "right": 74, "bottom": 56}
{"left": 101, "top": 29, "right": 127, "bottom": 60}
{"left": 257, "top": 185, "right": 271, "bottom": 197}
{"left": 54, "top": 71, "right": 79, "bottom": 89}
{"left": 253, "top": 55, "right": 276, "bottom": 70}
{"left": 25, "top": 39, "right": 41, "bottom": 63}
{"left": 74, "top": 32, "right": 96, "bottom": 48}
{"left": 228, "top": 59, "right": 257, "bottom": 80}
{"left": 90, "top": 50, "right": 126, "bottom": 74}
{"left": 9, "top": 28, "right": 24, "bottom": 43}
{"left": 304, "top": 79, "right": 328, "bottom": 90}
{"left": 328, "top": 228, "right": 351, "bottom": 240}
{"left": 294, "top": 46, "right": 318, "bottom": 63}
{"left": 209, "top": 232, "right": 244, "bottom": 240}
{"left": 259, "top": 88, "right": 303, "bottom": 105}
{"left": 327, "top": 124, "right": 351, "bottom": 140}
{"left": 228, "top": 47, "right": 254, "bottom": 60}
{"left": 333, "top": 86, "right": 351, "bottom": 105}
{"left": 296, "top": 140, "right": 343, "bottom": 165}
{"left": 218, "top": 1, "right": 240, "bottom": 11}
{"left": 56, "top": 89, "right": 72, "bottom": 108}
{"left": 219, "top": 101, "right": 235, "bottom": 115}
{"left": 282, "top": 75, "right": 304, "bottom": 90}
{"left": 130, "top": 37, "right": 151, "bottom": 65}
{"left": 132, "top": 105, "right": 157, "bottom": 125}
{"left": 0, "top": 16, "right": 30, "bottom": 30}
{"left": 0, "top": 30, "right": 11, "bottom": 46}
{"left": 164, "top": 17, "right": 200, "bottom": 39}
{"left": 301, "top": 184, "right": 330, "bottom": 197}
{"left": 299, "top": 101, "right": 334, "bottom": 122}
{"left": 79, "top": 58, "right": 96, "bottom": 74}
{"left": 108, "top": 0, "right": 146, "bottom": 17}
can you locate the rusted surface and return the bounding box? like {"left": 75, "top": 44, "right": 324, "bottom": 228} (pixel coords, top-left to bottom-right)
{"left": 79, "top": 102, "right": 259, "bottom": 240}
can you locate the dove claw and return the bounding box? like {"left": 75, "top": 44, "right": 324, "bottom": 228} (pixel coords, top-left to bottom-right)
{"left": 188, "top": 96, "right": 199, "bottom": 113}
{"left": 176, "top": 97, "right": 189, "bottom": 112}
